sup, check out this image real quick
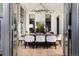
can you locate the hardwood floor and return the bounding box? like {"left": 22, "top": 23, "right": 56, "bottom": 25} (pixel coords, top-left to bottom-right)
{"left": 17, "top": 42, "right": 63, "bottom": 56}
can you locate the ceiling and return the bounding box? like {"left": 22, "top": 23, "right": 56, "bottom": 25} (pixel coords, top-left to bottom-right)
{"left": 20, "top": 3, "right": 64, "bottom": 13}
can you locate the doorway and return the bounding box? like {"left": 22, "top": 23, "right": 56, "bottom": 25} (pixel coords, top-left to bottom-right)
{"left": 0, "top": 3, "right": 73, "bottom": 56}
{"left": 8, "top": 3, "right": 72, "bottom": 56}
{"left": 15, "top": 3, "right": 64, "bottom": 56}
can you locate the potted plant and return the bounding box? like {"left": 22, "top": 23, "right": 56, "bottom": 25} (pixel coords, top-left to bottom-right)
{"left": 36, "top": 22, "right": 44, "bottom": 33}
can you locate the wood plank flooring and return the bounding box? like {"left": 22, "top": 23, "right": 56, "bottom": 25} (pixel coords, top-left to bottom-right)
{"left": 17, "top": 43, "right": 63, "bottom": 56}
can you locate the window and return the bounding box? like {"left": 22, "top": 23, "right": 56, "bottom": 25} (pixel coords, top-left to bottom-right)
{"left": 29, "top": 14, "right": 35, "bottom": 33}
{"left": 57, "top": 16, "right": 59, "bottom": 35}
{"left": 45, "top": 14, "right": 51, "bottom": 32}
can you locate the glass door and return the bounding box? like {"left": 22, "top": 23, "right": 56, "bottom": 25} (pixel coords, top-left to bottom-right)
{"left": 10, "top": 3, "right": 19, "bottom": 56}
{"left": 10, "top": 4, "right": 26, "bottom": 56}
{"left": 12, "top": 4, "right": 19, "bottom": 56}
{"left": 0, "top": 3, "right": 3, "bottom": 56}
{"left": 63, "top": 3, "right": 72, "bottom": 56}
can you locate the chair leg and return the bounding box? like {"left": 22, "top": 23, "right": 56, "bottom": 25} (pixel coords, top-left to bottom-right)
{"left": 46, "top": 42, "right": 48, "bottom": 48}
{"left": 59, "top": 40, "right": 61, "bottom": 46}
{"left": 36, "top": 42, "right": 38, "bottom": 48}
{"left": 21, "top": 40, "right": 22, "bottom": 45}
{"left": 54, "top": 42, "right": 56, "bottom": 49}
{"left": 33, "top": 42, "right": 36, "bottom": 48}
{"left": 18, "top": 40, "right": 23, "bottom": 46}
{"left": 18, "top": 40, "right": 20, "bottom": 46}
{"left": 24, "top": 42, "right": 27, "bottom": 48}
{"left": 47, "top": 42, "right": 49, "bottom": 48}
{"left": 32, "top": 42, "right": 34, "bottom": 48}
{"left": 44, "top": 42, "right": 46, "bottom": 48}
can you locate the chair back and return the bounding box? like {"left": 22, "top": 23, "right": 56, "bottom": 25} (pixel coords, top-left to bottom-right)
{"left": 46, "top": 35, "right": 56, "bottom": 42}
{"left": 25, "top": 35, "right": 34, "bottom": 42}
{"left": 36, "top": 35, "right": 45, "bottom": 42}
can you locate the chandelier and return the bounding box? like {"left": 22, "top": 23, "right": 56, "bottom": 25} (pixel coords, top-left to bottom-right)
{"left": 31, "top": 3, "right": 54, "bottom": 13}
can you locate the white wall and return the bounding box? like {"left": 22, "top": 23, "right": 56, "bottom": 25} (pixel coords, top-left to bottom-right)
{"left": 26, "top": 11, "right": 30, "bottom": 33}
{"left": 51, "top": 13, "right": 57, "bottom": 34}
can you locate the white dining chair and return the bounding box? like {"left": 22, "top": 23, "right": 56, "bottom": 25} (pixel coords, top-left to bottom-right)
{"left": 18, "top": 36, "right": 25, "bottom": 46}
{"left": 25, "top": 35, "right": 35, "bottom": 48}
{"left": 36, "top": 35, "right": 45, "bottom": 42}
{"left": 46, "top": 35, "right": 56, "bottom": 49}
{"left": 25, "top": 35, "right": 34, "bottom": 42}
{"left": 46, "top": 35, "right": 56, "bottom": 42}
{"left": 35, "top": 35, "right": 45, "bottom": 47}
